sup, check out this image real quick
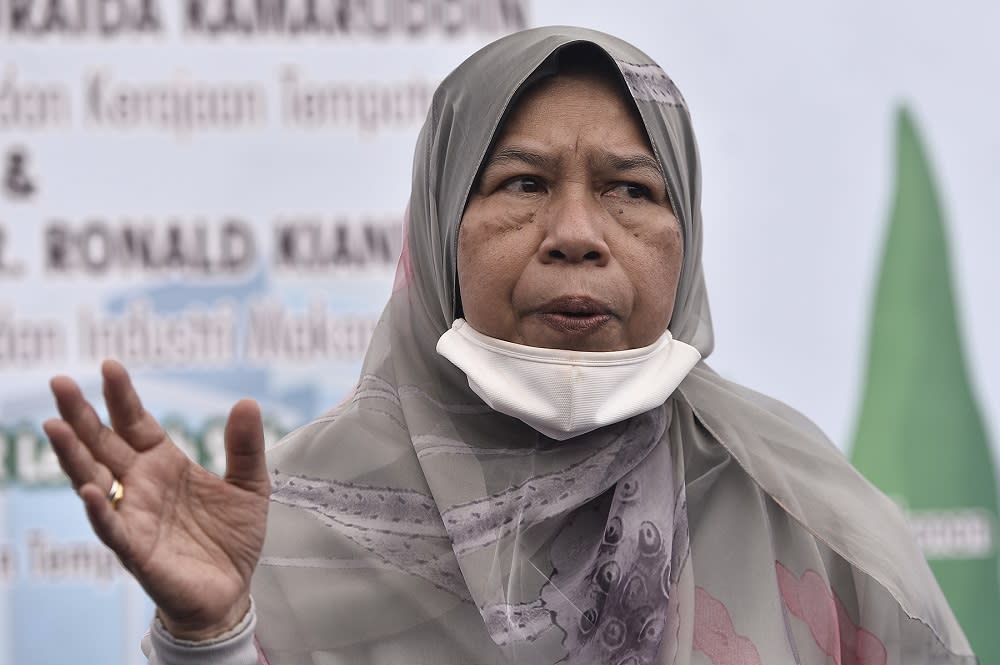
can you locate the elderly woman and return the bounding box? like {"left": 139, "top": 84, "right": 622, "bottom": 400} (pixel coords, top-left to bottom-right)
{"left": 45, "top": 26, "right": 973, "bottom": 665}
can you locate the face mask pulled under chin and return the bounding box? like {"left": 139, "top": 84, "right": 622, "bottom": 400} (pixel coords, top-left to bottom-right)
{"left": 436, "top": 319, "right": 701, "bottom": 441}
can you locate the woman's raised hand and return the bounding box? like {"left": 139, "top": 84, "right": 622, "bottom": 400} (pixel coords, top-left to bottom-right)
{"left": 44, "top": 360, "right": 270, "bottom": 640}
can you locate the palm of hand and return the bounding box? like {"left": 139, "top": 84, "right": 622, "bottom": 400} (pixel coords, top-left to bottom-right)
{"left": 120, "top": 444, "right": 268, "bottom": 632}
{"left": 45, "top": 360, "right": 270, "bottom": 640}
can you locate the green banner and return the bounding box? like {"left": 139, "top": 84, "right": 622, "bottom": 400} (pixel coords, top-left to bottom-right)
{"left": 850, "top": 108, "right": 1000, "bottom": 660}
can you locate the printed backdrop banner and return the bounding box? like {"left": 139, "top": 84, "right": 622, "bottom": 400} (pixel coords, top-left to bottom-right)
{"left": 1, "top": 2, "right": 998, "bottom": 664}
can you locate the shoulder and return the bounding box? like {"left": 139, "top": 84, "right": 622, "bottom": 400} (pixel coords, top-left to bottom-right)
{"left": 677, "top": 363, "right": 972, "bottom": 657}
{"left": 266, "top": 375, "right": 410, "bottom": 473}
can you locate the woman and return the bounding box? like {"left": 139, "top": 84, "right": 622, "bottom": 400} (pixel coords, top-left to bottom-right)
{"left": 45, "top": 26, "right": 974, "bottom": 665}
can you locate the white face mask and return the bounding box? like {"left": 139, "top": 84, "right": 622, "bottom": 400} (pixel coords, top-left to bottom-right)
{"left": 436, "top": 319, "right": 701, "bottom": 441}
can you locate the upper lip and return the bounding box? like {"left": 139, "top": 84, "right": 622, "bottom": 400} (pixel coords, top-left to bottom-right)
{"left": 538, "top": 296, "right": 612, "bottom": 316}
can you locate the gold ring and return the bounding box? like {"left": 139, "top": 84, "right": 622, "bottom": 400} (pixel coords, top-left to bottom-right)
{"left": 107, "top": 478, "right": 124, "bottom": 509}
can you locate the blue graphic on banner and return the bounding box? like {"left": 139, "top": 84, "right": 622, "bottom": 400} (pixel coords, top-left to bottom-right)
{"left": 1, "top": 265, "right": 391, "bottom": 663}
{"left": 5, "top": 487, "right": 152, "bottom": 665}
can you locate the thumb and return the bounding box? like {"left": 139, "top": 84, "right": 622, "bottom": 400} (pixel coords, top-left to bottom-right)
{"left": 223, "top": 399, "right": 269, "bottom": 496}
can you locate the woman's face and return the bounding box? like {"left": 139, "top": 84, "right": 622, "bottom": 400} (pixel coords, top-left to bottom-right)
{"left": 457, "top": 72, "right": 683, "bottom": 352}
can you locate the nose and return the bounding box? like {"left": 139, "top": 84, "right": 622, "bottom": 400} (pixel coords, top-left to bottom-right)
{"left": 537, "top": 190, "right": 610, "bottom": 266}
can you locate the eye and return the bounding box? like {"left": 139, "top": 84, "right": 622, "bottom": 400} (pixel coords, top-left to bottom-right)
{"left": 501, "top": 176, "right": 545, "bottom": 194}
{"left": 604, "top": 516, "right": 623, "bottom": 545}
{"left": 639, "top": 615, "right": 661, "bottom": 642}
{"left": 623, "top": 574, "right": 648, "bottom": 609}
{"left": 608, "top": 182, "right": 651, "bottom": 200}
{"left": 580, "top": 607, "right": 599, "bottom": 633}
{"left": 595, "top": 560, "right": 621, "bottom": 592}
{"left": 638, "top": 521, "right": 662, "bottom": 555}
{"left": 601, "top": 618, "right": 627, "bottom": 649}
{"left": 619, "top": 478, "right": 639, "bottom": 501}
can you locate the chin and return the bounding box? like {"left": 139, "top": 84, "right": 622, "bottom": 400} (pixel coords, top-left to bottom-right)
{"left": 519, "top": 321, "right": 629, "bottom": 352}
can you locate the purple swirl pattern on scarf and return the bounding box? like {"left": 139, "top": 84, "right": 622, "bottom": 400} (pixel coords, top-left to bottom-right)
{"left": 269, "top": 472, "right": 470, "bottom": 599}
{"left": 537, "top": 470, "right": 687, "bottom": 664}
{"left": 269, "top": 403, "right": 687, "bottom": 663}
{"left": 439, "top": 415, "right": 666, "bottom": 557}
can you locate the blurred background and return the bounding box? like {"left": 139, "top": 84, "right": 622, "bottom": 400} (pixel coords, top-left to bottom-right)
{"left": 1, "top": 1, "right": 998, "bottom": 663}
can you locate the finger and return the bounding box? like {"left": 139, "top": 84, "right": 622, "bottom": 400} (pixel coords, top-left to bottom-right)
{"left": 79, "top": 482, "right": 133, "bottom": 562}
{"left": 43, "top": 419, "right": 113, "bottom": 492}
{"left": 102, "top": 359, "right": 167, "bottom": 452}
{"left": 223, "top": 399, "right": 270, "bottom": 496}
{"left": 50, "top": 375, "right": 137, "bottom": 478}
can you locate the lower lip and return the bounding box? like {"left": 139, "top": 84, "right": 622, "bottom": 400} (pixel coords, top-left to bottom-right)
{"left": 538, "top": 313, "right": 613, "bottom": 335}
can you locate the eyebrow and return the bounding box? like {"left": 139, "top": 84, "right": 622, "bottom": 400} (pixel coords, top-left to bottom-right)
{"left": 591, "top": 151, "right": 664, "bottom": 180}
{"left": 482, "top": 146, "right": 558, "bottom": 172}
{"left": 482, "top": 145, "right": 664, "bottom": 180}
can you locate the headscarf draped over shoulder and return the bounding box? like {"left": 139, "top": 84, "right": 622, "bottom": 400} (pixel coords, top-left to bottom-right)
{"left": 253, "top": 26, "right": 974, "bottom": 665}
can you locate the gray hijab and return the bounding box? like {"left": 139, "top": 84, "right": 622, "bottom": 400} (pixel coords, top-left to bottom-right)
{"left": 253, "top": 26, "right": 974, "bottom": 665}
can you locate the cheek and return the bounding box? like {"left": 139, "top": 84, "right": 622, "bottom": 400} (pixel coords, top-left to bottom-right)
{"left": 456, "top": 224, "right": 491, "bottom": 304}
{"left": 457, "top": 207, "right": 539, "bottom": 325}
{"left": 624, "top": 223, "right": 684, "bottom": 321}
{"left": 459, "top": 201, "right": 538, "bottom": 275}
{"left": 659, "top": 224, "right": 684, "bottom": 283}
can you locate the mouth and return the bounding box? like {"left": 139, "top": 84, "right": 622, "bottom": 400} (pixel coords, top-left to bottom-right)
{"left": 537, "top": 296, "right": 614, "bottom": 335}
